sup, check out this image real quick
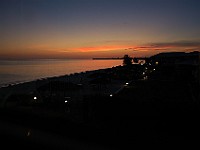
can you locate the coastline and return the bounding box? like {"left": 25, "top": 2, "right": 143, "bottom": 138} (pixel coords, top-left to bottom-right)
{"left": 0, "top": 59, "right": 123, "bottom": 88}
{"left": 0, "top": 64, "right": 135, "bottom": 107}
{"left": 0, "top": 65, "right": 118, "bottom": 88}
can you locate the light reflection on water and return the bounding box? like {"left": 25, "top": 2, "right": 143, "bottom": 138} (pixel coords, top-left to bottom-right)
{"left": 0, "top": 59, "right": 122, "bottom": 87}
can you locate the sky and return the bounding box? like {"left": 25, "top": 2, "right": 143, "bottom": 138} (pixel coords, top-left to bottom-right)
{"left": 0, "top": 0, "right": 200, "bottom": 59}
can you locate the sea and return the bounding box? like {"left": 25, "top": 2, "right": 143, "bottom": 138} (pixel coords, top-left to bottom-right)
{"left": 0, "top": 59, "right": 122, "bottom": 87}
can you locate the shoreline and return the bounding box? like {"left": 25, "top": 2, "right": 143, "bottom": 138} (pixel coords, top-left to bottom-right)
{"left": 0, "top": 59, "right": 123, "bottom": 89}
{"left": 0, "top": 64, "right": 122, "bottom": 89}
{"left": 0, "top": 64, "right": 132, "bottom": 105}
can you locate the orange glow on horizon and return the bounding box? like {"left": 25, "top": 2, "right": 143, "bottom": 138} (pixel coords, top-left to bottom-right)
{"left": 73, "top": 45, "right": 133, "bottom": 52}
{"left": 0, "top": 41, "right": 199, "bottom": 60}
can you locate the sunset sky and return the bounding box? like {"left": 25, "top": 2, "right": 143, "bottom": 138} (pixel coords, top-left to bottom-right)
{"left": 0, "top": 0, "right": 200, "bottom": 59}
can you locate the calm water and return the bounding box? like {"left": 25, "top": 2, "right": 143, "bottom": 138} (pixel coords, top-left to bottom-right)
{"left": 0, "top": 59, "right": 122, "bottom": 87}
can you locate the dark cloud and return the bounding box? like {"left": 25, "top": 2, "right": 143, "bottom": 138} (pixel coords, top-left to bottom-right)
{"left": 132, "top": 41, "right": 200, "bottom": 51}
{"left": 150, "top": 41, "right": 200, "bottom": 47}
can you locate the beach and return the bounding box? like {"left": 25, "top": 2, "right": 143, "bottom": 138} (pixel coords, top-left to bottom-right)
{"left": 0, "top": 64, "right": 142, "bottom": 114}
{"left": 0, "top": 59, "right": 122, "bottom": 87}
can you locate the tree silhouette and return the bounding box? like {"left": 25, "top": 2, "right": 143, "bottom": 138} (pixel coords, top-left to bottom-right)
{"left": 123, "top": 54, "right": 132, "bottom": 66}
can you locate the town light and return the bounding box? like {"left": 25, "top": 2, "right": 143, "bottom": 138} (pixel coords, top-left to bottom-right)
{"left": 110, "top": 94, "right": 113, "bottom": 97}
{"left": 33, "top": 96, "right": 37, "bottom": 100}
{"left": 65, "top": 97, "right": 71, "bottom": 103}
{"left": 144, "top": 76, "right": 148, "bottom": 80}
